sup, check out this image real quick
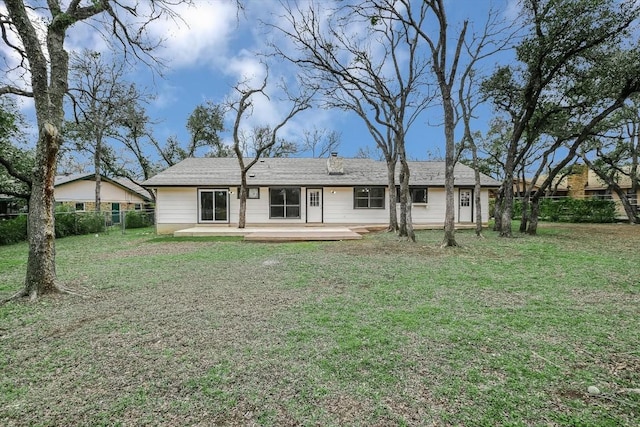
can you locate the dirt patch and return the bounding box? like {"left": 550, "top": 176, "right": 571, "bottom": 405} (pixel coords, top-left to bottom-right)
{"left": 103, "top": 241, "right": 217, "bottom": 259}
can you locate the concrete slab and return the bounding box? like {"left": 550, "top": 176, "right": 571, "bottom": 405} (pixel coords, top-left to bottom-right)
{"left": 174, "top": 226, "right": 363, "bottom": 241}
{"left": 172, "top": 223, "right": 485, "bottom": 241}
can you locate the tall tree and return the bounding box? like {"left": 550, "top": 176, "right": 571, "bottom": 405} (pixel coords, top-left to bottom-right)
{"left": 230, "top": 74, "right": 312, "bottom": 228}
{"left": 271, "top": 0, "right": 432, "bottom": 238}
{"left": 371, "top": 0, "right": 507, "bottom": 246}
{"left": 482, "top": 0, "right": 640, "bottom": 237}
{"left": 65, "top": 50, "right": 149, "bottom": 212}
{"left": 0, "top": 0, "right": 193, "bottom": 301}
{"left": 456, "top": 8, "right": 512, "bottom": 237}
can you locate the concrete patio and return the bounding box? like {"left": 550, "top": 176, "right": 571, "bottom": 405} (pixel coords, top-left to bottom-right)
{"left": 173, "top": 225, "right": 369, "bottom": 241}
{"left": 172, "top": 223, "right": 481, "bottom": 242}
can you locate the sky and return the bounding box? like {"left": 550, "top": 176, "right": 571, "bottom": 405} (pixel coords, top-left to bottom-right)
{"left": 2, "top": 0, "right": 519, "bottom": 173}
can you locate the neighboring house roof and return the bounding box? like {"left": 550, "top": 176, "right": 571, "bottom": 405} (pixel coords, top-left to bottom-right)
{"left": 55, "top": 173, "right": 152, "bottom": 201}
{"left": 584, "top": 167, "right": 638, "bottom": 191}
{"left": 142, "top": 157, "right": 502, "bottom": 188}
{"left": 518, "top": 176, "right": 569, "bottom": 193}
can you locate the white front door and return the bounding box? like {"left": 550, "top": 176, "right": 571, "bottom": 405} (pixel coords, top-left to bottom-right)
{"left": 459, "top": 189, "right": 473, "bottom": 222}
{"left": 307, "top": 189, "right": 323, "bottom": 223}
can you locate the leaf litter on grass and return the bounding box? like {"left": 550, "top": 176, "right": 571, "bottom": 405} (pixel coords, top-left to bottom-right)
{"left": 0, "top": 223, "right": 639, "bottom": 426}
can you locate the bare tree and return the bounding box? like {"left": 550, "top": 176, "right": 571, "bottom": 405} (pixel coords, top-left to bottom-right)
{"left": 0, "top": 0, "right": 195, "bottom": 301}
{"left": 65, "top": 50, "right": 151, "bottom": 212}
{"left": 456, "top": 9, "right": 513, "bottom": 237}
{"left": 271, "top": 0, "right": 432, "bottom": 237}
{"left": 230, "top": 74, "right": 312, "bottom": 228}
{"left": 370, "top": 0, "right": 471, "bottom": 246}
{"left": 301, "top": 126, "right": 341, "bottom": 158}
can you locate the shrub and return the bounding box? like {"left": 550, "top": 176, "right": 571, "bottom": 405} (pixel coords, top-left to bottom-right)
{"left": 55, "top": 206, "right": 105, "bottom": 238}
{"left": 54, "top": 205, "right": 77, "bottom": 238}
{"left": 76, "top": 212, "right": 105, "bottom": 234}
{"left": 514, "top": 198, "right": 617, "bottom": 223}
{"left": 0, "top": 215, "right": 28, "bottom": 245}
{"left": 125, "top": 210, "right": 153, "bottom": 229}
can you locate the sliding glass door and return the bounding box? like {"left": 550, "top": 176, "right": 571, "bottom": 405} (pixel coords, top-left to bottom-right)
{"left": 199, "top": 189, "right": 228, "bottom": 223}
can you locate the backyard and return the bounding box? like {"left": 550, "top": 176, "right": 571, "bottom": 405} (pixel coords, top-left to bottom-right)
{"left": 0, "top": 224, "right": 638, "bottom": 426}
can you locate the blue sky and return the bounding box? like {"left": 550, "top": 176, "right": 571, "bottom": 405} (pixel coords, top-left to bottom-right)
{"left": 3, "top": 0, "right": 518, "bottom": 171}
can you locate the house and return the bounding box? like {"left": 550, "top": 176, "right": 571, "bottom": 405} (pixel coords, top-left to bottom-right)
{"left": 565, "top": 164, "right": 639, "bottom": 216}
{"left": 513, "top": 178, "right": 569, "bottom": 198}
{"left": 142, "top": 155, "right": 501, "bottom": 234}
{"left": 54, "top": 173, "right": 152, "bottom": 224}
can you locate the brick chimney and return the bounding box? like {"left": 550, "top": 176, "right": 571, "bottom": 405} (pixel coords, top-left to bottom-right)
{"left": 327, "top": 152, "right": 344, "bottom": 175}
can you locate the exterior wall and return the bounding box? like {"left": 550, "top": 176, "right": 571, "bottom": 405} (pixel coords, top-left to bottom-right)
{"left": 58, "top": 201, "right": 141, "bottom": 212}
{"left": 233, "top": 187, "right": 306, "bottom": 225}
{"left": 566, "top": 165, "right": 589, "bottom": 198}
{"left": 55, "top": 180, "right": 146, "bottom": 204}
{"left": 323, "top": 187, "right": 389, "bottom": 224}
{"left": 154, "top": 185, "right": 493, "bottom": 234}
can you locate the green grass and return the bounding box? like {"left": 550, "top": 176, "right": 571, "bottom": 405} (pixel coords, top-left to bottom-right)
{"left": 0, "top": 224, "right": 638, "bottom": 426}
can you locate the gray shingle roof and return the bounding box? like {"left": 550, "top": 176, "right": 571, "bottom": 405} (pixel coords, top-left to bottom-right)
{"left": 142, "top": 157, "right": 501, "bottom": 188}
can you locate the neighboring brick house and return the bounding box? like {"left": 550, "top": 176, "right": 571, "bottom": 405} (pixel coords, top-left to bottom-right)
{"left": 566, "top": 164, "right": 639, "bottom": 216}
{"left": 54, "top": 173, "right": 152, "bottom": 224}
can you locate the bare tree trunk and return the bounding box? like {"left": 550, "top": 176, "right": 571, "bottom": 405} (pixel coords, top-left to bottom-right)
{"left": 386, "top": 159, "right": 399, "bottom": 232}
{"left": 500, "top": 157, "right": 515, "bottom": 237}
{"left": 469, "top": 138, "right": 484, "bottom": 237}
{"left": 94, "top": 135, "right": 102, "bottom": 213}
{"left": 612, "top": 186, "right": 639, "bottom": 224}
{"left": 24, "top": 124, "right": 60, "bottom": 298}
{"left": 442, "top": 98, "right": 458, "bottom": 247}
{"left": 526, "top": 197, "right": 540, "bottom": 235}
{"left": 238, "top": 174, "right": 247, "bottom": 229}
{"left": 398, "top": 152, "right": 415, "bottom": 241}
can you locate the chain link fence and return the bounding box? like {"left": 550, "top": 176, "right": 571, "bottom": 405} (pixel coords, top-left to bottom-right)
{"left": 0, "top": 208, "right": 155, "bottom": 245}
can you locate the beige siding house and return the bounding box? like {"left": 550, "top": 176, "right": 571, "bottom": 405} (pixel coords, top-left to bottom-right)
{"left": 55, "top": 174, "right": 152, "bottom": 223}
{"left": 143, "top": 156, "right": 500, "bottom": 234}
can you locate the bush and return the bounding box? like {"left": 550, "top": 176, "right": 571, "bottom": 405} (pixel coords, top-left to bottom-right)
{"left": 514, "top": 198, "right": 617, "bottom": 223}
{"left": 76, "top": 212, "right": 105, "bottom": 234}
{"left": 0, "top": 215, "right": 28, "bottom": 245}
{"left": 54, "top": 205, "right": 77, "bottom": 238}
{"left": 125, "top": 210, "right": 153, "bottom": 229}
{"left": 0, "top": 207, "right": 107, "bottom": 246}
{"left": 55, "top": 206, "right": 105, "bottom": 238}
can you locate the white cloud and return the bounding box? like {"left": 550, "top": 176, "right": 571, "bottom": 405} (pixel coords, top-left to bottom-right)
{"left": 148, "top": 0, "right": 238, "bottom": 69}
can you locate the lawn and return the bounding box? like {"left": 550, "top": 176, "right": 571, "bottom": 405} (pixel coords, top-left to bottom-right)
{"left": 0, "top": 224, "right": 638, "bottom": 426}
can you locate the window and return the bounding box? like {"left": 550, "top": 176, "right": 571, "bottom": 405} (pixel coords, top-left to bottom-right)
{"left": 236, "top": 187, "right": 260, "bottom": 199}
{"left": 75, "top": 202, "right": 85, "bottom": 211}
{"left": 270, "top": 188, "right": 301, "bottom": 218}
{"left": 134, "top": 203, "right": 142, "bottom": 210}
{"left": 395, "top": 187, "right": 428, "bottom": 204}
{"left": 354, "top": 187, "right": 385, "bottom": 209}
{"left": 309, "top": 190, "right": 320, "bottom": 207}
{"left": 460, "top": 191, "right": 471, "bottom": 207}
